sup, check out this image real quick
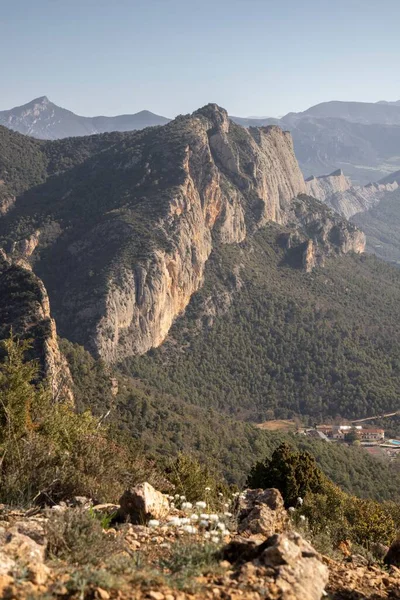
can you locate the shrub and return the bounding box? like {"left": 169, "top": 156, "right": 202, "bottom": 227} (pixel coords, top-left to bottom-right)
{"left": 159, "top": 541, "right": 222, "bottom": 590}
{"left": 252, "top": 443, "right": 400, "bottom": 551}
{"left": 247, "top": 442, "right": 325, "bottom": 507}
{"left": 164, "top": 453, "right": 227, "bottom": 505}
{"left": 46, "top": 509, "right": 122, "bottom": 565}
{"left": 0, "top": 334, "right": 161, "bottom": 506}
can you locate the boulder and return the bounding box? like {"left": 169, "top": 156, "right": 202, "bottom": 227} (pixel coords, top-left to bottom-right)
{"left": 118, "top": 482, "right": 169, "bottom": 524}
{"left": 8, "top": 520, "right": 47, "bottom": 546}
{"left": 0, "top": 526, "right": 50, "bottom": 584}
{"left": 224, "top": 531, "right": 328, "bottom": 600}
{"left": 4, "top": 530, "right": 46, "bottom": 564}
{"left": 238, "top": 488, "right": 289, "bottom": 538}
{"left": 260, "top": 532, "right": 329, "bottom": 600}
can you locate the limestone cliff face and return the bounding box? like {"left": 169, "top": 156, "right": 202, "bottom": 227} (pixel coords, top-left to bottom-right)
{"left": 306, "top": 169, "right": 399, "bottom": 219}
{"left": 0, "top": 251, "right": 74, "bottom": 403}
{"left": 92, "top": 106, "right": 307, "bottom": 361}
{"left": 285, "top": 195, "right": 366, "bottom": 271}
{"left": 305, "top": 169, "right": 352, "bottom": 202}
{"left": 326, "top": 181, "right": 399, "bottom": 219}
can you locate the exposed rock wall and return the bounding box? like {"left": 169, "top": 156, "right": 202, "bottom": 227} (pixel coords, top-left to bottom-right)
{"left": 94, "top": 106, "right": 308, "bottom": 361}
{"left": 305, "top": 169, "right": 352, "bottom": 202}
{"left": 0, "top": 251, "right": 74, "bottom": 403}
{"left": 306, "top": 169, "right": 399, "bottom": 219}
{"left": 289, "top": 195, "right": 366, "bottom": 271}
{"left": 326, "top": 181, "right": 399, "bottom": 219}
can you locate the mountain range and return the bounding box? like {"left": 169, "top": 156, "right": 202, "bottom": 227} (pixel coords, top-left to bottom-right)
{"left": 0, "top": 96, "right": 169, "bottom": 140}
{"left": 234, "top": 101, "right": 400, "bottom": 184}
{"left": 3, "top": 96, "right": 400, "bottom": 185}
{"left": 3, "top": 103, "right": 400, "bottom": 480}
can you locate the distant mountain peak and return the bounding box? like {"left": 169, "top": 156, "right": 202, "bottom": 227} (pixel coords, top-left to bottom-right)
{"left": 0, "top": 97, "right": 170, "bottom": 140}
{"left": 32, "top": 95, "right": 50, "bottom": 104}
{"left": 17, "top": 96, "right": 51, "bottom": 109}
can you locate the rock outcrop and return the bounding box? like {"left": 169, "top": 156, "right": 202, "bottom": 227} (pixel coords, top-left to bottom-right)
{"left": 225, "top": 532, "right": 329, "bottom": 600}
{"left": 0, "top": 252, "right": 74, "bottom": 402}
{"left": 306, "top": 170, "right": 399, "bottom": 219}
{"left": 283, "top": 195, "right": 366, "bottom": 271}
{"left": 118, "top": 482, "right": 169, "bottom": 524}
{"left": 305, "top": 169, "right": 352, "bottom": 202}
{"left": 237, "top": 488, "right": 289, "bottom": 538}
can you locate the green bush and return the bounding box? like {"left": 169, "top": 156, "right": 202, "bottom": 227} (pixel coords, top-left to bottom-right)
{"left": 0, "top": 334, "right": 160, "bottom": 505}
{"left": 164, "top": 453, "right": 228, "bottom": 505}
{"left": 251, "top": 443, "right": 400, "bottom": 550}
{"left": 247, "top": 442, "right": 325, "bottom": 507}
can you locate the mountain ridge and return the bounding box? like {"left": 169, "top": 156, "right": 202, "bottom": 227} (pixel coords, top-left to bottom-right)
{"left": 0, "top": 104, "right": 364, "bottom": 362}
{"left": 0, "top": 96, "right": 170, "bottom": 140}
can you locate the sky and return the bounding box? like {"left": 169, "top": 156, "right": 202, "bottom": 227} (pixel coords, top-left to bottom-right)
{"left": 1, "top": 0, "right": 400, "bottom": 118}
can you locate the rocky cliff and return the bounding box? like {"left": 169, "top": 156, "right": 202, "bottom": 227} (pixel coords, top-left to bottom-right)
{"left": 0, "top": 105, "right": 365, "bottom": 362}
{"left": 0, "top": 251, "right": 74, "bottom": 402}
{"left": 283, "top": 195, "right": 366, "bottom": 271}
{"left": 88, "top": 108, "right": 309, "bottom": 360}
{"left": 305, "top": 169, "right": 352, "bottom": 202}
{"left": 306, "top": 169, "right": 399, "bottom": 219}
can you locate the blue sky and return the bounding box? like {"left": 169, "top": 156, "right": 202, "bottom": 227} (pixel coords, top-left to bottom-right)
{"left": 1, "top": 0, "right": 400, "bottom": 117}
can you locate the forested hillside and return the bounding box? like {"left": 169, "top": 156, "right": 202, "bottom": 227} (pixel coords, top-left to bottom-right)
{"left": 127, "top": 224, "right": 400, "bottom": 422}
{"left": 61, "top": 338, "right": 400, "bottom": 502}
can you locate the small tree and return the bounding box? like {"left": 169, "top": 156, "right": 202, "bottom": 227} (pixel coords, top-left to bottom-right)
{"left": 247, "top": 443, "right": 325, "bottom": 507}
{"left": 0, "top": 333, "right": 48, "bottom": 445}
{"left": 344, "top": 430, "right": 359, "bottom": 444}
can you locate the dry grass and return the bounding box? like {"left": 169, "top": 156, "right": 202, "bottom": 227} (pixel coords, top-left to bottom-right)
{"left": 255, "top": 419, "right": 298, "bottom": 432}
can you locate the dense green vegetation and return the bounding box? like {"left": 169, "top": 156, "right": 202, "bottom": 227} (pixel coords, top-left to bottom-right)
{"left": 127, "top": 225, "right": 400, "bottom": 422}
{"left": 0, "top": 334, "right": 161, "bottom": 506}
{"left": 59, "top": 339, "right": 400, "bottom": 502}
{"left": 0, "top": 125, "right": 128, "bottom": 197}
{"left": 250, "top": 443, "right": 400, "bottom": 550}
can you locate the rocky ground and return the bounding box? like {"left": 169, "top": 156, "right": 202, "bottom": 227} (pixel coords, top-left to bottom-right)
{"left": 0, "top": 484, "right": 399, "bottom": 600}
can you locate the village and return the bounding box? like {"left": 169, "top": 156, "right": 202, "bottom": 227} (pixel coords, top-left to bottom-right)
{"left": 304, "top": 424, "right": 400, "bottom": 460}
{"left": 256, "top": 418, "right": 400, "bottom": 461}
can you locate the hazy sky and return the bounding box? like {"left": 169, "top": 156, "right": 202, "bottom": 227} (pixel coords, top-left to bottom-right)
{"left": 1, "top": 0, "right": 400, "bottom": 117}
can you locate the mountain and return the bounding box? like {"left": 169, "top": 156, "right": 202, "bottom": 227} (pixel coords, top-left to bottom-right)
{"left": 287, "top": 100, "right": 400, "bottom": 125}
{"left": 306, "top": 169, "right": 399, "bottom": 219}
{"left": 233, "top": 115, "right": 400, "bottom": 185}
{"left": 304, "top": 168, "right": 400, "bottom": 263}
{"left": 0, "top": 96, "right": 170, "bottom": 140}
{"left": 4, "top": 97, "right": 400, "bottom": 186}
{"left": 3, "top": 104, "right": 400, "bottom": 426}
{"left": 305, "top": 169, "right": 352, "bottom": 202}
{"left": 379, "top": 169, "right": 400, "bottom": 185}
{"left": 4, "top": 104, "right": 400, "bottom": 482}
{"left": 377, "top": 100, "right": 400, "bottom": 106}
{"left": 0, "top": 105, "right": 365, "bottom": 363}
{"left": 231, "top": 100, "right": 400, "bottom": 185}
